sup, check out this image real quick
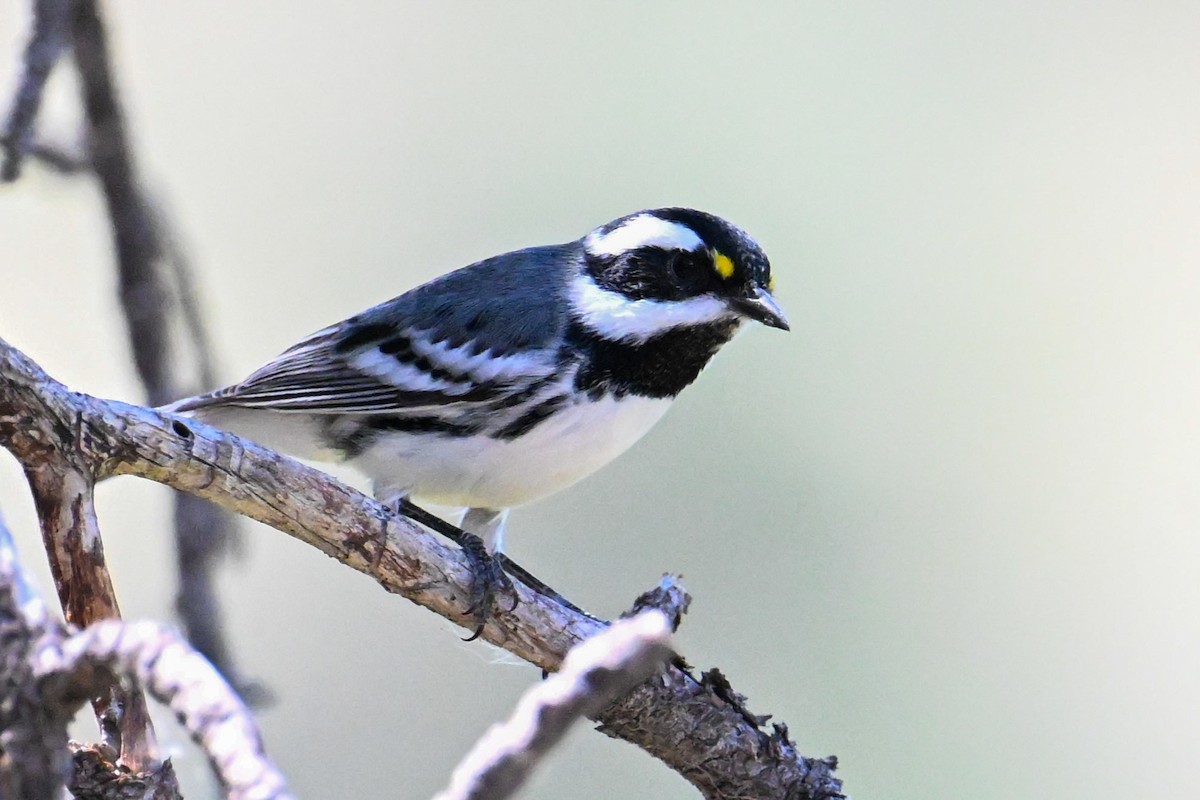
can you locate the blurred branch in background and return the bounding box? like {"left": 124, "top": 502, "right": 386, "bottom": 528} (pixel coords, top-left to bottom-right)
{"left": 0, "top": 507, "right": 291, "bottom": 799}
{"left": 27, "top": 137, "right": 88, "bottom": 173}
{"left": 2, "top": 0, "right": 250, "bottom": 696}
{"left": 0, "top": 336, "right": 845, "bottom": 800}
{"left": 0, "top": 0, "right": 69, "bottom": 181}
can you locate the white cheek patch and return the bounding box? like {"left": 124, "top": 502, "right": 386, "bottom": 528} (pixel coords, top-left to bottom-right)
{"left": 570, "top": 273, "right": 735, "bottom": 343}
{"left": 584, "top": 214, "right": 704, "bottom": 257}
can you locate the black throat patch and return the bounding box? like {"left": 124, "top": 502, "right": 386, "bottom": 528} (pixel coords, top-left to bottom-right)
{"left": 566, "top": 319, "right": 740, "bottom": 400}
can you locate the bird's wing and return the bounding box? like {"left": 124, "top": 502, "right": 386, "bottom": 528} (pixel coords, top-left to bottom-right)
{"left": 171, "top": 244, "right": 577, "bottom": 415}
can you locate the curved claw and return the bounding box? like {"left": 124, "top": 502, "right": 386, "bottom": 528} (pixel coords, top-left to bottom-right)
{"left": 391, "top": 499, "right": 520, "bottom": 640}
{"left": 457, "top": 531, "right": 516, "bottom": 640}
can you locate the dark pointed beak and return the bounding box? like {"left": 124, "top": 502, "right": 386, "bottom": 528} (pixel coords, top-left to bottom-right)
{"left": 731, "top": 286, "right": 790, "bottom": 331}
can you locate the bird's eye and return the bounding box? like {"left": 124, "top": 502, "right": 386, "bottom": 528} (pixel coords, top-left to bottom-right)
{"left": 668, "top": 252, "right": 701, "bottom": 283}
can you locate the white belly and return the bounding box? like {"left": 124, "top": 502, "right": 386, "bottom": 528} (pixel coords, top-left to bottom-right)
{"left": 352, "top": 395, "right": 673, "bottom": 509}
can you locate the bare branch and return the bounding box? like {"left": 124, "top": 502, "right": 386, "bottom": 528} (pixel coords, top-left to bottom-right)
{"left": 28, "top": 137, "right": 89, "bottom": 173}
{"left": 623, "top": 574, "right": 692, "bottom": 630}
{"left": 1, "top": 0, "right": 71, "bottom": 181}
{"left": 23, "top": 445, "right": 161, "bottom": 775}
{"left": 37, "top": 620, "right": 294, "bottom": 800}
{"left": 435, "top": 611, "right": 675, "bottom": 800}
{"left": 25, "top": 467, "right": 114, "bottom": 624}
{"left": 0, "top": 337, "right": 844, "bottom": 800}
{"left": 66, "top": 742, "right": 181, "bottom": 800}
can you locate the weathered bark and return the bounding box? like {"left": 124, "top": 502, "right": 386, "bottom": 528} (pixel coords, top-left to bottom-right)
{"left": 25, "top": 465, "right": 159, "bottom": 774}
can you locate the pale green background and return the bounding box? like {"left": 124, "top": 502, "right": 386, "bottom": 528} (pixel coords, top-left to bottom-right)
{"left": 3, "top": 2, "right": 1199, "bottom": 798}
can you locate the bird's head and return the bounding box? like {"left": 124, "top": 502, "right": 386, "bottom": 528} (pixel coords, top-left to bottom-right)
{"left": 573, "top": 207, "right": 788, "bottom": 342}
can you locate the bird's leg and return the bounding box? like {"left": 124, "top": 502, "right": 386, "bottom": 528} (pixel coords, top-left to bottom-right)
{"left": 392, "top": 500, "right": 601, "bottom": 635}
{"left": 460, "top": 508, "right": 518, "bottom": 621}
{"left": 459, "top": 508, "right": 601, "bottom": 623}
{"left": 393, "top": 499, "right": 512, "bottom": 640}
{"left": 463, "top": 507, "right": 510, "bottom": 554}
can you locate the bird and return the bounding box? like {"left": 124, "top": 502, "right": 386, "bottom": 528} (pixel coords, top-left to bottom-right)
{"left": 166, "top": 207, "right": 788, "bottom": 627}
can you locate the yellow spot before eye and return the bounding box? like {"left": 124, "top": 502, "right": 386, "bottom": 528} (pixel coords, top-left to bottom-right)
{"left": 713, "top": 251, "right": 735, "bottom": 280}
{"left": 768, "top": 274, "right": 776, "bottom": 291}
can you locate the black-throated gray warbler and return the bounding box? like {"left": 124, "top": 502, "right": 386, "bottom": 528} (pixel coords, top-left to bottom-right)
{"left": 168, "top": 208, "right": 787, "bottom": 623}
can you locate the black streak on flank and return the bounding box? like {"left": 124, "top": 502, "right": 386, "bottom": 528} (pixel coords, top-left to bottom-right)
{"left": 486, "top": 375, "right": 558, "bottom": 411}
{"left": 327, "top": 414, "right": 482, "bottom": 459}
{"left": 368, "top": 416, "right": 480, "bottom": 437}
{"left": 495, "top": 396, "right": 567, "bottom": 440}
{"left": 567, "top": 319, "right": 739, "bottom": 399}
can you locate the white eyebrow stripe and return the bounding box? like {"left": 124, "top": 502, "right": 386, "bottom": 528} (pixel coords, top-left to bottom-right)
{"left": 569, "top": 272, "right": 735, "bottom": 343}
{"left": 583, "top": 215, "right": 705, "bottom": 257}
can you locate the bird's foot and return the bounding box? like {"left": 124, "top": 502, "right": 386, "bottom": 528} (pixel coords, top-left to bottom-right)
{"left": 457, "top": 531, "right": 517, "bottom": 641}
{"left": 393, "top": 498, "right": 518, "bottom": 640}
